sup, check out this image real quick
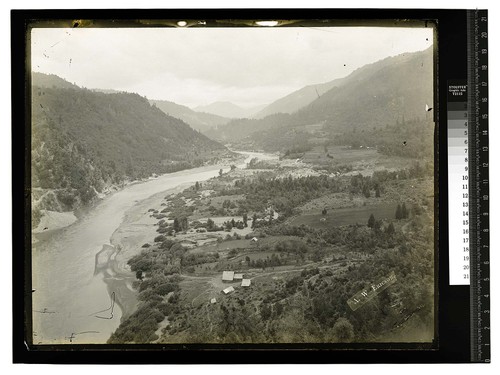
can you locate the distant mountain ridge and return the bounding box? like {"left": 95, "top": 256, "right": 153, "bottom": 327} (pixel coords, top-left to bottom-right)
{"left": 150, "top": 99, "right": 230, "bottom": 133}
{"left": 194, "top": 101, "right": 266, "bottom": 119}
{"left": 253, "top": 78, "right": 347, "bottom": 119}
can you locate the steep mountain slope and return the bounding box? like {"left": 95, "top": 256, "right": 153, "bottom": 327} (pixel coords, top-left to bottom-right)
{"left": 294, "top": 48, "right": 433, "bottom": 130}
{"left": 150, "top": 99, "right": 230, "bottom": 133}
{"left": 194, "top": 101, "right": 265, "bottom": 119}
{"left": 210, "top": 47, "right": 433, "bottom": 147}
{"left": 253, "top": 78, "right": 346, "bottom": 119}
{"left": 31, "top": 77, "right": 228, "bottom": 224}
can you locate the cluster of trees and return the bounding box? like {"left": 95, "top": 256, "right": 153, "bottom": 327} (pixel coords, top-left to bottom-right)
{"left": 395, "top": 203, "right": 410, "bottom": 220}
{"left": 166, "top": 197, "right": 196, "bottom": 221}
{"left": 247, "top": 253, "right": 284, "bottom": 269}
{"left": 220, "top": 174, "right": 342, "bottom": 218}
{"left": 173, "top": 217, "right": 189, "bottom": 232}
{"left": 128, "top": 239, "right": 185, "bottom": 276}
{"left": 204, "top": 218, "right": 222, "bottom": 232}
{"left": 350, "top": 174, "right": 381, "bottom": 197}
{"left": 108, "top": 274, "right": 182, "bottom": 343}
{"left": 223, "top": 218, "right": 246, "bottom": 231}
{"left": 111, "top": 232, "right": 200, "bottom": 342}
{"left": 181, "top": 252, "right": 219, "bottom": 267}
{"left": 247, "top": 158, "right": 276, "bottom": 169}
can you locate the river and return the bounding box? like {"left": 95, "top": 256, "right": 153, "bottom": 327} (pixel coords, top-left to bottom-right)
{"left": 31, "top": 151, "right": 277, "bottom": 344}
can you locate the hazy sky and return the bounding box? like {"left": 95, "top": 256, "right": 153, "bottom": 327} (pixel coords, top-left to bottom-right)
{"left": 31, "top": 26, "right": 433, "bottom": 108}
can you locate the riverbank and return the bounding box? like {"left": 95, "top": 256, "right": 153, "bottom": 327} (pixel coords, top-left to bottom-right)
{"left": 102, "top": 152, "right": 277, "bottom": 327}
{"left": 105, "top": 182, "right": 196, "bottom": 320}
{"left": 32, "top": 153, "right": 255, "bottom": 344}
{"left": 32, "top": 157, "right": 244, "bottom": 247}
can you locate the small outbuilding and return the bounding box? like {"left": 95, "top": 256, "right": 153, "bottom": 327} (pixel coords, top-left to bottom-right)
{"left": 210, "top": 298, "right": 217, "bottom": 304}
{"left": 241, "top": 279, "right": 251, "bottom": 287}
{"left": 251, "top": 237, "right": 259, "bottom": 242}
{"left": 222, "top": 271, "right": 235, "bottom": 282}
{"left": 234, "top": 273, "right": 244, "bottom": 280}
{"left": 222, "top": 286, "right": 235, "bottom": 295}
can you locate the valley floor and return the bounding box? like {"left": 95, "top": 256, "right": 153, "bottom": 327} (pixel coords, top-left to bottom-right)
{"left": 107, "top": 147, "right": 435, "bottom": 345}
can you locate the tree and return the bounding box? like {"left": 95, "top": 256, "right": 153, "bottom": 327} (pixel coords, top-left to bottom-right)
{"left": 331, "top": 317, "right": 354, "bottom": 342}
{"left": 242, "top": 213, "right": 248, "bottom": 227}
{"left": 375, "top": 185, "right": 381, "bottom": 198}
{"left": 251, "top": 213, "right": 258, "bottom": 229}
{"left": 395, "top": 204, "right": 403, "bottom": 220}
{"left": 367, "top": 214, "right": 375, "bottom": 228}
{"left": 386, "top": 222, "right": 395, "bottom": 236}
{"left": 322, "top": 208, "right": 328, "bottom": 215}
{"left": 206, "top": 218, "right": 215, "bottom": 231}
{"left": 173, "top": 218, "right": 181, "bottom": 232}
{"left": 194, "top": 181, "right": 200, "bottom": 191}
{"left": 402, "top": 203, "right": 409, "bottom": 219}
{"left": 219, "top": 168, "right": 223, "bottom": 177}
{"left": 180, "top": 217, "right": 189, "bottom": 231}
{"left": 363, "top": 185, "right": 371, "bottom": 198}
{"left": 269, "top": 209, "right": 274, "bottom": 223}
{"left": 230, "top": 165, "right": 236, "bottom": 171}
{"left": 135, "top": 270, "right": 143, "bottom": 280}
{"left": 260, "top": 304, "right": 272, "bottom": 320}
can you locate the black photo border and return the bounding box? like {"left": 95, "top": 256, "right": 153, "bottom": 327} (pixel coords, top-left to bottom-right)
{"left": 13, "top": 8, "right": 473, "bottom": 364}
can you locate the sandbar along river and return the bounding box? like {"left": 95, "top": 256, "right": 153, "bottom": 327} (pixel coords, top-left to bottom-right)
{"left": 32, "top": 151, "right": 277, "bottom": 344}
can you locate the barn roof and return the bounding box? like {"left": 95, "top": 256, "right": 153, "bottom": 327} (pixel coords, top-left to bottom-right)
{"left": 222, "top": 286, "right": 235, "bottom": 294}
{"left": 222, "top": 271, "right": 235, "bottom": 281}
{"left": 241, "top": 279, "right": 251, "bottom": 287}
{"left": 234, "top": 273, "right": 244, "bottom": 280}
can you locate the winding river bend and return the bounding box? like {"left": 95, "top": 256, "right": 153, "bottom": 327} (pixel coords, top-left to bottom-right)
{"left": 32, "top": 151, "right": 277, "bottom": 344}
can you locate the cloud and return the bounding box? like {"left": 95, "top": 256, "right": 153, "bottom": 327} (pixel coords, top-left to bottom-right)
{"left": 31, "top": 26, "right": 433, "bottom": 107}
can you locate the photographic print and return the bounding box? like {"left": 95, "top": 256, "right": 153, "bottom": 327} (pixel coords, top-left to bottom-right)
{"left": 29, "top": 20, "right": 436, "bottom": 346}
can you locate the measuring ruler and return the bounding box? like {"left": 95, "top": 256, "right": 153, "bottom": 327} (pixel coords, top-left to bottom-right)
{"left": 447, "top": 9, "right": 489, "bottom": 363}
{"left": 467, "top": 9, "right": 490, "bottom": 363}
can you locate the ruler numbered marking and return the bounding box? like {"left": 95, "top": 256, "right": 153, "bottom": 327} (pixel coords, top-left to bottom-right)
{"left": 466, "top": 9, "right": 490, "bottom": 363}
{"left": 448, "top": 82, "right": 470, "bottom": 285}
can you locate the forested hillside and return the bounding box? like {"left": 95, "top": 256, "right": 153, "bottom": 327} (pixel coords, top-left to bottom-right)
{"left": 32, "top": 72, "right": 80, "bottom": 90}
{"left": 253, "top": 77, "right": 345, "bottom": 119}
{"left": 209, "top": 48, "right": 433, "bottom": 151}
{"left": 31, "top": 77, "right": 228, "bottom": 225}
